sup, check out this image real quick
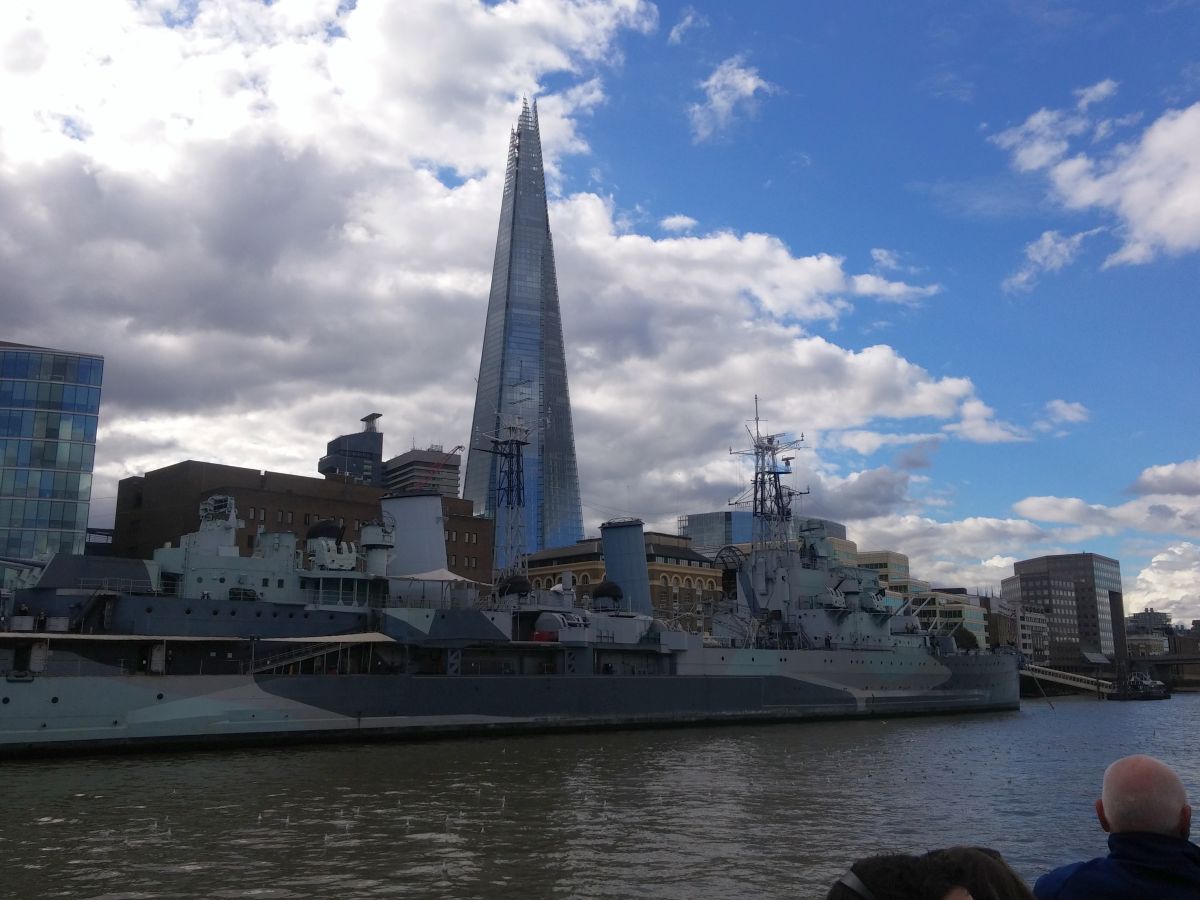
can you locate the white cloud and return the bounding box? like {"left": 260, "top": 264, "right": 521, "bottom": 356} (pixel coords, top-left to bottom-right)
{"left": 850, "top": 273, "right": 941, "bottom": 304}
{"left": 833, "top": 430, "right": 943, "bottom": 456}
{"left": 992, "top": 108, "right": 1090, "bottom": 172}
{"left": 1074, "top": 78, "right": 1118, "bottom": 110}
{"left": 688, "top": 55, "right": 776, "bottom": 143}
{"left": 667, "top": 5, "right": 707, "bottom": 45}
{"left": 659, "top": 213, "right": 698, "bottom": 232}
{"left": 941, "top": 399, "right": 1027, "bottom": 444}
{"left": 1126, "top": 543, "right": 1200, "bottom": 623}
{"left": 1002, "top": 227, "right": 1103, "bottom": 292}
{"left": 993, "top": 83, "right": 1200, "bottom": 267}
{"left": 850, "top": 514, "right": 1052, "bottom": 589}
{"left": 1131, "top": 458, "right": 1200, "bottom": 496}
{"left": 1042, "top": 399, "right": 1089, "bottom": 424}
{"left": 1033, "top": 399, "right": 1090, "bottom": 434}
{"left": 1013, "top": 492, "right": 1200, "bottom": 539}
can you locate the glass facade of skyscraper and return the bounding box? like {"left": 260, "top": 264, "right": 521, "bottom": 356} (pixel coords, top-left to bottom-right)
{"left": 464, "top": 100, "right": 583, "bottom": 568}
{"left": 0, "top": 342, "right": 103, "bottom": 566}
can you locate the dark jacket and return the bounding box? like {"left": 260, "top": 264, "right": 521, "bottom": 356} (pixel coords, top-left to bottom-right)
{"left": 1034, "top": 831, "right": 1200, "bottom": 899}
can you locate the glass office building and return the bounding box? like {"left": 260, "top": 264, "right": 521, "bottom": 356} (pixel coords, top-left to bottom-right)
{"left": 318, "top": 413, "right": 384, "bottom": 487}
{"left": 1013, "top": 553, "right": 1124, "bottom": 659}
{"left": 463, "top": 100, "right": 583, "bottom": 567}
{"left": 0, "top": 341, "right": 103, "bottom": 573}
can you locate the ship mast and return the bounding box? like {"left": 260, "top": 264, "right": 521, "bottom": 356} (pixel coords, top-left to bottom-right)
{"left": 730, "top": 396, "right": 807, "bottom": 549}
{"left": 490, "top": 415, "right": 530, "bottom": 584}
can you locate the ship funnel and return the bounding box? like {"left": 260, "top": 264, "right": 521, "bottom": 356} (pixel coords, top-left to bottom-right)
{"left": 600, "top": 517, "right": 652, "bottom": 615}
{"left": 382, "top": 493, "right": 447, "bottom": 576}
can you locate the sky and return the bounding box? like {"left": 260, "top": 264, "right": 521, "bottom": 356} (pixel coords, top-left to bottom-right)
{"left": 2, "top": 0, "right": 1199, "bottom": 620}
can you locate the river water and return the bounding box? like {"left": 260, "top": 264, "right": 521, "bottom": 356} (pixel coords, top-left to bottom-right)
{"left": 3, "top": 693, "right": 1198, "bottom": 899}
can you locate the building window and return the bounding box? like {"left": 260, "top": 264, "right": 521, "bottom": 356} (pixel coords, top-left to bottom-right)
{"left": 286, "top": 511, "right": 293, "bottom": 525}
{"left": 449, "top": 554, "right": 455, "bottom": 566}
{"left": 304, "top": 513, "right": 310, "bottom": 525}
{"left": 247, "top": 506, "right": 255, "bottom": 519}
{"left": 259, "top": 509, "right": 265, "bottom": 521}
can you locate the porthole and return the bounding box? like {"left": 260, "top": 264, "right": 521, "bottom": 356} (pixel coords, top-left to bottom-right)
{"left": 212, "top": 610, "right": 219, "bottom": 616}
{"left": 219, "top": 577, "right": 226, "bottom": 584}
{"left": 1, "top": 697, "right": 8, "bottom": 704}
{"left": 256, "top": 611, "right": 262, "bottom": 618}
{"left": 145, "top": 606, "right": 153, "bottom": 613}
{"left": 185, "top": 608, "right": 192, "bottom": 615}
{"left": 156, "top": 693, "right": 164, "bottom": 700}
{"left": 51, "top": 697, "right": 59, "bottom": 704}
{"left": 231, "top": 610, "right": 237, "bottom": 617}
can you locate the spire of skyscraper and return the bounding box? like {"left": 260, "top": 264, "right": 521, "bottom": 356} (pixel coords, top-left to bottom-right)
{"left": 464, "top": 99, "right": 584, "bottom": 571}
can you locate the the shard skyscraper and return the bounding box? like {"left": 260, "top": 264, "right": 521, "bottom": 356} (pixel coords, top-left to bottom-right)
{"left": 464, "top": 100, "right": 583, "bottom": 570}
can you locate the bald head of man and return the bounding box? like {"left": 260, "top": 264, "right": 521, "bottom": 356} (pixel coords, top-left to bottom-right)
{"left": 1095, "top": 755, "right": 1191, "bottom": 839}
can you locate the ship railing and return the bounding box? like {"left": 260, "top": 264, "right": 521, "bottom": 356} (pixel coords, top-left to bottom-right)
{"left": 76, "top": 577, "right": 159, "bottom": 594}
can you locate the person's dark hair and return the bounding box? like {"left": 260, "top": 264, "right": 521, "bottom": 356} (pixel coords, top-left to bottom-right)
{"left": 824, "top": 854, "right": 926, "bottom": 900}
{"left": 920, "top": 846, "right": 1034, "bottom": 900}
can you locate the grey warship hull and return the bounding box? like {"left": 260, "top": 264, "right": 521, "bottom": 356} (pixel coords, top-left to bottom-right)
{"left": 0, "top": 647, "right": 1017, "bottom": 756}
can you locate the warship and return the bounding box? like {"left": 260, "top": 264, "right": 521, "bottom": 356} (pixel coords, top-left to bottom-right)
{"left": 0, "top": 417, "right": 1018, "bottom": 756}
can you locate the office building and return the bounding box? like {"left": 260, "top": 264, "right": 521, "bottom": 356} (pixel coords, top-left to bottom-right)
{"left": 1001, "top": 570, "right": 1081, "bottom": 664}
{"left": 383, "top": 445, "right": 461, "bottom": 498}
{"left": 318, "top": 413, "right": 383, "bottom": 487}
{"left": 0, "top": 341, "right": 103, "bottom": 583}
{"left": 911, "top": 589, "right": 989, "bottom": 650}
{"left": 856, "top": 550, "right": 931, "bottom": 596}
{"left": 1012, "top": 553, "right": 1124, "bottom": 661}
{"left": 677, "top": 510, "right": 753, "bottom": 554}
{"left": 463, "top": 100, "right": 583, "bottom": 567}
